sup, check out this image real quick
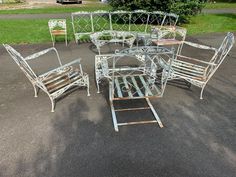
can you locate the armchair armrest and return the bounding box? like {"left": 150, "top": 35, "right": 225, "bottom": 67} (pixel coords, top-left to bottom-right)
{"left": 24, "top": 47, "right": 62, "bottom": 66}
{"left": 183, "top": 41, "right": 217, "bottom": 52}
{"left": 39, "top": 59, "right": 82, "bottom": 78}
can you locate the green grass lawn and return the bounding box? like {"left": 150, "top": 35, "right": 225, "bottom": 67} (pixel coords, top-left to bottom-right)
{"left": 0, "top": 14, "right": 235, "bottom": 44}
{"left": 0, "top": 19, "right": 79, "bottom": 44}
{"left": 205, "top": 2, "right": 236, "bottom": 9}
{"left": 183, "top": 14, "right": 236, "bottom": 35}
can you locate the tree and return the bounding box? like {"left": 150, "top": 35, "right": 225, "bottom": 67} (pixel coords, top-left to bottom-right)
{"left": 108, "top": 0, "right": 205, "bottom": 23}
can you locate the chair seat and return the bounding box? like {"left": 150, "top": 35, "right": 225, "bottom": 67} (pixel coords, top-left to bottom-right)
{"left": 171, "top": 59, "right": 206, "bottom": 81}
{"left": 51, "top": 30, "right": 66, "bottom": 36}
{"left": 112, "top": 75, "right": 161, "bottom": 100}
{"left": 152, "top": 39, "right": 182, "bottom": 46}
{"left": 41, "top": 66, "right": 83, "bottom": 94}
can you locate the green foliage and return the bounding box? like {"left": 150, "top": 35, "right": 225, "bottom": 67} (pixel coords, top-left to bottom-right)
{"left": 171, "top": 0, "right": 205, "bottom": 23}
{"left": 108, "top": 0, "right": 206, "bottom": 23}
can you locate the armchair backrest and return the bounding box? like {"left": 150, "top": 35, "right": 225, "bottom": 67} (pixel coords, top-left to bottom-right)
{"left": 210, "top": 32, "right": 234, "bottom": 65}
{"left": 3, "top": 44, "right": 37, "bottom": 82}
{"left": 207, "top": 32, "right": 234, "bottom": 78}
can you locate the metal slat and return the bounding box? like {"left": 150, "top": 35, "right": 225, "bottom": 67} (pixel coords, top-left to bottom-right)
{"left": 173, "top": 62, "right": 205, "bottom": 72}
{"left": 131, "top": 76, "right": 144, "bottom": 97}
{"left": 172, "top": 64, "right": 204, "bottom": 77}
{"left": 114, "top": 77, "right": 123, "bottom": 98}
{"left": 44, "top": 71, "right": 78, "bottom": 87}
{"left": 173, "top": 62, "right": 205, "bottom": 74}
{"left": 123, "top": 76, "right": 133, "bottom": 98}
{"left": 118, "top": 120, "right": 158, "bottom": 126}
{"left": 174, "top": 59, "right": 205, "bottom": 69}
{"left": 115, "top": 107, "right": 150, "bottom": 112}
{"left": 139, "top": 76, "right": 153, "bottom": 96}
{"left": 42, "top": 67, "right": 72, "bottom": 84}
{"left": 172, "top": 71, "right": 205, "bottom": 81}
{"left": 172, "top": 66, "right": 204, "bottom": 77}
{"left": 47, "top": 74, "right": 82, "bottom": 94}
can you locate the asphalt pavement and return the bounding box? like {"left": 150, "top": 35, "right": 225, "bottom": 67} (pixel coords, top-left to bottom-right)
{"left": 0, "top": 33, "right": 235, "bottom": 177}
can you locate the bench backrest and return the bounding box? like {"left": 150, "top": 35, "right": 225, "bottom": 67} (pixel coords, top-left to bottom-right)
{"left": 71, "top": 10, "right": 179, "bottom": 41}
{"left": 207, "top": 32, "right": 234, "bottom": 79}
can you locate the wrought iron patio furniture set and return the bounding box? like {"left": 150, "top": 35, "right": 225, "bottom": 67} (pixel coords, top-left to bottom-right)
{"left": 3, "top": 10, "right": 235, "bottom": 132}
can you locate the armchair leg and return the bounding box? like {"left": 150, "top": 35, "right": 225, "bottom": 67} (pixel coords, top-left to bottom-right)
{"left": 50, "top": 97, "right": 55, "bottom": 112}
{"left": 86, "top": 76, "right": 90, "bottom": 96}
{"left": 110, "top": 101, "right": 119, "bottom": 132}
{"left": 200, "top": 85, "right": 206, "bottom": 100}
{"left": 33, "top": 85, "right": 38, "bottom": 97}
{"left": 65, "top": 34, "right": 68, "bottom": 46}
{"left": 96, "top": 79, "right": 100, "bottom": 93}
{"left": 109, "top": 84, "right": 118, "bottom": 132}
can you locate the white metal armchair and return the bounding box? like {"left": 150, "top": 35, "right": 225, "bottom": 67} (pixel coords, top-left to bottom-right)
{"left": 3, "top": 44, "right": 90, "bottom": 112}
{"left": 95, "top": 47, "right": 174, "bottom": 131}
{"left": 164, "top": 32, "right": 234, "bottom": 99}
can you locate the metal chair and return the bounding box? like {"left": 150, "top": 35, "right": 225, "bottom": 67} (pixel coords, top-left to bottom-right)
{"left": 164, "top": 32, "right": 234, "bottom": 99}
{"left": 95, "top": 46, "right": 174, "bottom": 131}
{"left": 48, "top": 19, "right": 67, "bottom": 46}
{"left": 3, "top": 44, "right": 90, "bottom": 112}
{"left": 150, "top": 26, "right": 187, "bottom": 54}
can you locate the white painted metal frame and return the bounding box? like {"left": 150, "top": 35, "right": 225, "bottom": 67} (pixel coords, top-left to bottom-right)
{"left": 95, "top": 46, "right": 171, "bottom": 93}
{"left": 3, "top": 44, "right": 90, "bottom": 112}
{"left": 71, "top": 10, "right": 179, "bottom": 43}
{"left": 48, "top": 19, "right": 67, "bottom": 46}
{"left": 95, "top": 46, "right": 174, "bottom": 131}
{"left": 164, "top": 32, "right": 235, "bottom": 99}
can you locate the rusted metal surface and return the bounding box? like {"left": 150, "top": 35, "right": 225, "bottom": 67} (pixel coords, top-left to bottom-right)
{"left": 3, "top": 44, "right": 90, "bottom": 112}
